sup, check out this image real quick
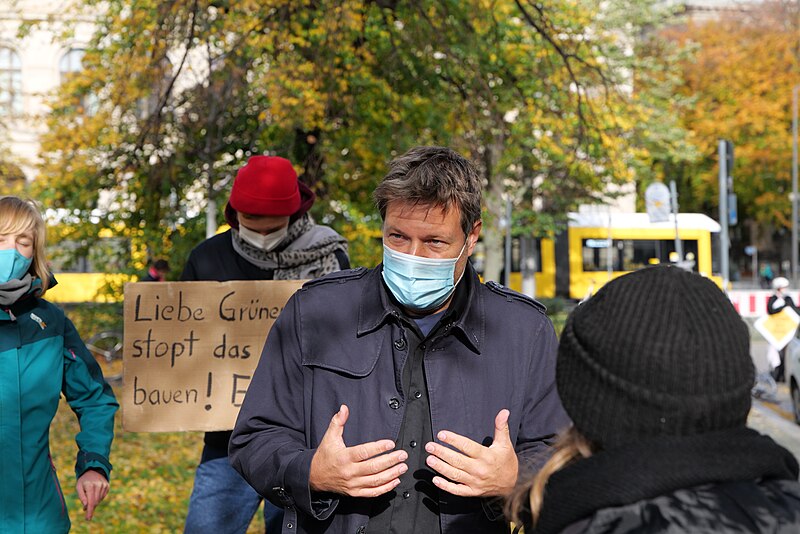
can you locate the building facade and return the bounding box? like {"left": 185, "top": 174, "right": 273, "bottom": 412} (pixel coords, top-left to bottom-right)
{"left": 668, "top": 0, "right": 764, "bottom": 20}
{"left": 0, "top": 0, "right": 95, "bottom": 182}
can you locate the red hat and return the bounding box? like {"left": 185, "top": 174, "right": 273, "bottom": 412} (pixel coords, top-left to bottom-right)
{"left": 228, "top": 156, "right": 301, "bottom": 216}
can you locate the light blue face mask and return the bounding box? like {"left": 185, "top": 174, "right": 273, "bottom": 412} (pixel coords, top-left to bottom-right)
{"left": 0, "top": 248, "right": 33, "bottom": 284}
{"left": 382, "top": 240, "right": 468, "bottom": 312}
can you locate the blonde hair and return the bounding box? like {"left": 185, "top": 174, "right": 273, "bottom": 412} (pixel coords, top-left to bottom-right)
{"left": 507, "top": 426, "right": 595, "bottom": 528}
{"left": 0, "top": 196, "right": 51, "bottom": 293}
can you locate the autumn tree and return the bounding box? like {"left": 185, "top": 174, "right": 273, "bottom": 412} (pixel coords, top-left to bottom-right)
{"left": 655, "top": 1, "right": 799, "bottom": 252}
{"left": 35, "top": 0, "right": 688, "bottom": 281}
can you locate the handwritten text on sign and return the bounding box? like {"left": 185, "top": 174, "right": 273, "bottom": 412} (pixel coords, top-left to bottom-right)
{"left": 122, "top": 280, "right": 304, "bottom": 432}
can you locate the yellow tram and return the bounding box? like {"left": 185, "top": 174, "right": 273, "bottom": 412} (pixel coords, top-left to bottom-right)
{"left": 507, "top": 212, "right": 722, "bottom": 299}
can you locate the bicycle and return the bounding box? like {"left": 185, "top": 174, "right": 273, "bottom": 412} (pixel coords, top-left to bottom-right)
{"left": 85, "top": 330, "right": 124, "bottom": 385}
{"left": 751, "top": 371, "right": 779, "bottom": 404}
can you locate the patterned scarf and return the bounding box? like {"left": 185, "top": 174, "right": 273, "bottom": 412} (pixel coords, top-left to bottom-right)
{"left": 231, "top": 214, "right": 348, "bottom": 279}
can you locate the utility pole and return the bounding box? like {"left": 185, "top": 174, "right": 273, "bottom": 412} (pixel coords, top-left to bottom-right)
{"left": 669, "top": 180, "right": 683, "bottom": 264}
{"left": 520, "top": 237, "right": 537, "bottom": 298}
{"left": 206, "top": 196, "right": 218, "bottom": 238}
{"left": 719, "top": 140, "right": 729, "bottom": 288}
{"left": 792, "top": 85, "right": 799, "bottom": 283}
{"left": 504, "top": 197, "right": 512, "bottom": 287}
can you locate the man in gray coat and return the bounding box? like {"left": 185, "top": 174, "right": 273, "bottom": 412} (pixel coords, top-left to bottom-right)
{"left": 230, "top": 146, "right": 569, "bottom": 534}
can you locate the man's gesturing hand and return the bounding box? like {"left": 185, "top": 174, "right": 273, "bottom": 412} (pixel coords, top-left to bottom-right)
{"left": 425, "top": 409, "right": 518, "bottom": 497}
{"left": 309, "top": 405, "right": 408, "bottom": 497}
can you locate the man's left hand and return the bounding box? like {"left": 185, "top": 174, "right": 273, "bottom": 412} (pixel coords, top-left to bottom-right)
{"left": 424, "top": 409, "right": 518, "bottom": 498}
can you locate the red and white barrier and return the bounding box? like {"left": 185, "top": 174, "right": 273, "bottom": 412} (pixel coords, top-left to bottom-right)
{"left": 728, "top": 290, "right": 800, "bottom": 318}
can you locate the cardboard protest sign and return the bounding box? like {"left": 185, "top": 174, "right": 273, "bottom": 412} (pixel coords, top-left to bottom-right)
{"left": 122, "top": 280, "right": 304, "bottom": 432}
{"left": 754, "top": 306, "right": 800, "bottom": 351}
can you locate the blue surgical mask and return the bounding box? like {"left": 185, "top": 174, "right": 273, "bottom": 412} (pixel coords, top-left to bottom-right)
{"left": 382, "top": 241, "right": 468, "bottom": 312}
{"left": 0, "top": 248, "right": 33, "bottom": 283}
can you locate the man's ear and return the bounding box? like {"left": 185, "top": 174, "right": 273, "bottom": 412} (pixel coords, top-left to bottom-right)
{"left": 467, "top": 220, "right": 482, "bottom": 254}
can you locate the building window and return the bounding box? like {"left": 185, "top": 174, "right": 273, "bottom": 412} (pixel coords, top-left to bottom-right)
{"left": 59, "top": 48, "right": 97, "bottom": 115}
{"left": 0, "top": 47, "right": 22, "bottom": 116}
{"left": 59, "top": 48, "right": 85, "bottom": 80}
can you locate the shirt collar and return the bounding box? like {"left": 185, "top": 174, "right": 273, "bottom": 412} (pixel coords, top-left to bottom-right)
{"left": 357, "top": 262, "right": 483, "bottom": 354}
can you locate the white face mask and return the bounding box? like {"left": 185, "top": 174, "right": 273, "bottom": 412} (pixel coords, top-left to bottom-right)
{"left": 238, "top": 224, "right": 289, "bottom": 251}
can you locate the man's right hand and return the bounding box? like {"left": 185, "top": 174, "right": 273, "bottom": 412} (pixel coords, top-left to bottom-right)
{"left": 309, "top": 404, "right": 408, "bottom": 497}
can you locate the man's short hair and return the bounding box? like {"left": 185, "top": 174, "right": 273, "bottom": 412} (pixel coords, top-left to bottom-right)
{"left": 373, "top": 146, "right": 482, "bottom": 236}
{"left": 153, "top": 259, "right": 170, "bottom": 271}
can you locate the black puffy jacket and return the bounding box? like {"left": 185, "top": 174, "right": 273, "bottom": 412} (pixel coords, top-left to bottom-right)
{"left": 561, "top": 479, "right": 800, "bottom": 533}
{"left": 530, "top": 428, "right": 800, "bottom": 534}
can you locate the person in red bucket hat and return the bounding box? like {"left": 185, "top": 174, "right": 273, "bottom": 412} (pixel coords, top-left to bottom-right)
{"left": 181, "top": 155, "right": 349, "bottom": 534}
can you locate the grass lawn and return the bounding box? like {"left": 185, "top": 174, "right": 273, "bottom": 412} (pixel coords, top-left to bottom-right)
{"left": 49, "top": 387, "right": 266, "bottom": 533}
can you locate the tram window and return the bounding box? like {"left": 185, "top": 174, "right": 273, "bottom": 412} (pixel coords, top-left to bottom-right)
{"left": 582, "top": 238, "right": 626, "bottom": 272}
{"left": 710, "top": 233, "right": 720, "bottom": 274}
{"left": 627, "top": 240, "right": 661, "bottom": 271}
{"left": 582, "top": 238, "right": 700, "bottom": 272}
{"left": 512, "top": 237, "right": 543, "bottom": 273}
{"left": 679, "top": 240, "right": 700, "bottom": 272}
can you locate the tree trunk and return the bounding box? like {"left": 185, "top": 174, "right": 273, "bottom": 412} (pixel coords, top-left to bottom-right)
{"left": 480, "top": 137, "right": 507, "bottom": 284}
{"left": 482, "top": 218, "right": 504, "bottom": 283}
{"left": 206, "top": 182, "right": 218, "bottom": 238}
{"left": 520, "top": 236, "right": 537, "bottom": 297}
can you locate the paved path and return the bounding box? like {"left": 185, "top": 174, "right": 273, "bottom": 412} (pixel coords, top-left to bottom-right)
{"left": 749, "top": 337, "right": 800, "bottom": 460}
{"left": 750, "top": 395, "right": 800, "bottom": 460}
{"left": 751, "top": 338, "right": 771, "bottom": 373}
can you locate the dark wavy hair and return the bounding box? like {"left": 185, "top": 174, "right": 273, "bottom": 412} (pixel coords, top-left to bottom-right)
{"left": 373, "top": 146, "right": 482, "bottom": 236}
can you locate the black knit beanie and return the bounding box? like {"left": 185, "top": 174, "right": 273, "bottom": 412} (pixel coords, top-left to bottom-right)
{"left": 557, "top": 265, "right": 754, "bottom": 450}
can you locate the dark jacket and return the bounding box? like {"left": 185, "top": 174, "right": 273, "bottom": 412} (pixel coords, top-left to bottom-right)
{"left": 229, "top": 265, "right": 570, "bottom": 534}
{"left": 181, "top": 229, "right": 348, "bottom": 283}
{"left": 768, "top": 292, "right": 797, "bottom": 316}
{"left": 560, "top": 479, "right": 800, "bottom": 533}
{"left": 181, "top": 229, "right": 349, "bottom": 459}
{"left": 531, "top": 428, "right": 800, "bottom": 534}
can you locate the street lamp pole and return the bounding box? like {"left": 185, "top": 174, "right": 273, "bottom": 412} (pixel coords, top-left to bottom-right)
{"left": 719, "top": 140, "right": 729, "bottom": 288}
{"left": 504, "top": 196, "right": 512, "bottom": 286}
{"left": 793, "top": 85, "right": 799, "bottom": 284}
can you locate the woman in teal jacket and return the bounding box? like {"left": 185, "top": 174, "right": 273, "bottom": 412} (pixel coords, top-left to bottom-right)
{"left": 0, "top": 196, "right": 118, "bottom": 533}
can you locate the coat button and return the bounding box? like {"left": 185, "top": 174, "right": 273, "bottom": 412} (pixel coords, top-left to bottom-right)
{"left": 287, "top": 522, "right": 294, "bottom": 529}
{"left": 388, "top": 397, "right": 401, "bottom": 409}
{"left": 414, "top": 391, "right": 422, "bottom": 399}
{"left": 403, "top": 491, "right": 411, "bottom": 499}
{"left": 357, "top": 527, "right": 366, "bottom": 534}
{"left": 393, "top": 338, "right": 407, "bottom": 350}
{"left": 410, "top": 440, "right": 417, "bottom": 448}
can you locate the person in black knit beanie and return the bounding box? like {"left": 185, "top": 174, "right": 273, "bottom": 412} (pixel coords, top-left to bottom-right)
{"left": 509, "top": 265, "right": 800, "bottom": 534}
